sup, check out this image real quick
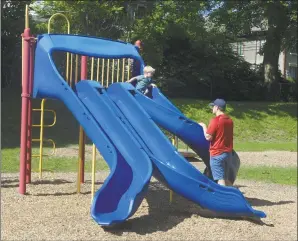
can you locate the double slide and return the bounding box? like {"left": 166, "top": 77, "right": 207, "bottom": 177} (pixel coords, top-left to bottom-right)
{"left": 32, "top": 34, "right": 266, "bottom": 226}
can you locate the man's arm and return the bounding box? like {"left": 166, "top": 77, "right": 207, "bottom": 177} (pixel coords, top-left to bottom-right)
{"left": 199, "top": 123, "right": 213, "bottom": 141}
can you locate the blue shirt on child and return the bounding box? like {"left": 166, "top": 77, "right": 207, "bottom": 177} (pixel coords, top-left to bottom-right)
{"left": 135, "top": 75, "right": 154, "bottom": 93}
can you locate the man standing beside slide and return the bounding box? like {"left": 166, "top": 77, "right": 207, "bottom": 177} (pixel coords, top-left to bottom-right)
{"left": 199, "top": 99, "right": 235, "bottom": 186}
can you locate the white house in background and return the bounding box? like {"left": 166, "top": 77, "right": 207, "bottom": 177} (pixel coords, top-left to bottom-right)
{"left": 231, "top": 27, "right": 298, "bottom": 80}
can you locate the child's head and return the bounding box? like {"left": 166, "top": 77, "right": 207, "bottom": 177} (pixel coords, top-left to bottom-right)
{"left": 143, "top": 66, "right": 155, "bottom": 78}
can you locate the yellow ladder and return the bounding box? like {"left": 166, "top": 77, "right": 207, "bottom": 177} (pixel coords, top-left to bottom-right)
{"left": 32, "top": 99, "right": 56, "bottom": 178}
{"left": 32, "top": 13, "right": 70, "bottom": 179}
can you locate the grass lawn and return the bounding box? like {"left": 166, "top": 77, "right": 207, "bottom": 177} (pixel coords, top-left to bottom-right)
{"left": 238, "top": 166, "right": 297, "bottom": 185}
{"left": 1, "top": 87, "right": 297, "bottom": 184}
{"left": 177, "top": 141, "right": 297, "bottom": 152}
{"left": 2, "top": 148, "right": 296, "bottom": 185}
{"left": 1, "top": 148, "right": 108, "bottom": 173}
{"left": 173, "top": 99, "right": 297, "bottom": 151}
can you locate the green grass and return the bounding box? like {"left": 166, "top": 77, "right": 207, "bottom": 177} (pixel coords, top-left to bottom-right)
{"left": 1, "top": 148, "right": 108, "bottom": 173}
{"left": 172, "top": 99, "right": 297, "bottom": 150}
{"left": 177, "top": 141, "right": 297, "bottom": 152}
{"left": 2, "top": 148, "right": 296, "bottom": 185}
{"left": 235, "top": 142, "right": 297, "bottom": 152}
{"left": 238, "top": 166, "right": 297, "bottom": 185}
{"left": 1, "top": 88, "right": 297, "bottom": 180}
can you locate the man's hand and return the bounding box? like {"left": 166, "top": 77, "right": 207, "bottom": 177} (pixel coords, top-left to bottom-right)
{"left": 198, "top": 122, "right": 213, "bottom": 141}
{"left": 198, "top": 122, "right": 207, "bottom": 129}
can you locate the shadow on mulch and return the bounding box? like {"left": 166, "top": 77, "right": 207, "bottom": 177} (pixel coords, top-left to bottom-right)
{"left": 30, "top": 179, "right": 73, "bottom": 185}
{"left": 1, "top": 179, "right": 20, "bottom": 188}
{"left": 246, "top": 197, "right": 294, "bottom": 207}
{"left": 104, "top": 183, "right": 278, "bottom": 235}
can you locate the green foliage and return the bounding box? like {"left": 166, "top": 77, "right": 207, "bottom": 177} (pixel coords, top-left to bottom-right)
{"left": 130, "top": 0, "right": 209, "bottom": 66}
{"left": 128, "top": 0, "right": 263, "bottom": 100}
{"left": 31, "top": 0, "right": 129, "bottom": 38}
{"left": 3, "top": 0, "right": 297, "bottom": 101}
{"left": 208, "top": 1, "right": 297, "bottom": 100}
{"left": 1, "top": 0, "right": 31, "bottom": 88}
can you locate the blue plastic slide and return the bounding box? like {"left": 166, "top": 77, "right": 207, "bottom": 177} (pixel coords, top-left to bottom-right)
{"left": 128, "top": 86, "right": 212, "bottom": 175}
{"left": 32, "top": 34, "right": 152, "bottom": 226}
{"left": 107, "top": 82, "right": 266, "bottom": 219}
{"left": 139, "top": 87, "right": 242, "bottom": 182}
{"left": 32, "top": 33, "right": 266, "bottom": 225}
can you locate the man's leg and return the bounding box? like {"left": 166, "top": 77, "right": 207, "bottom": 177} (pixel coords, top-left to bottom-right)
{"left": 224, "top": 152, "right": 234, "bottom": 186}
{"left": 210, "top": 153, "right": 228, "bottom": 186}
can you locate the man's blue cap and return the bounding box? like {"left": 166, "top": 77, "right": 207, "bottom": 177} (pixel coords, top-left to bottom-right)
{"left": 209, "top": 98, "right": 226, "bottom": 110}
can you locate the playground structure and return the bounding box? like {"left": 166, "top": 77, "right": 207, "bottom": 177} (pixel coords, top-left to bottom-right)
{"left": 20, "top": 6, "right": 187, "bottom": 199}
{"left": 20, "top": 7, "right": 138, "bottom": 196}
{"left": 19, "top": 6, "right": 266, "bottom": 226}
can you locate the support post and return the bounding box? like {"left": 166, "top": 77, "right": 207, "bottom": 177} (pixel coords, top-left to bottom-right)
{"left": 79, "top": 56, "right": 87, "bottom": 184}
{"left": 26, "top": 39, "right": 34, "bottom": 184}
{"left": 19, "top": 27, "right": 31, "bottom": 194}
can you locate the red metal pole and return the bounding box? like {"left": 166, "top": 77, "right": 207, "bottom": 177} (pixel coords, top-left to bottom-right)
{"left": 133, "top": 40, "right": 142, "bottom": 77}
{"left": 26, "top": 39, "right": 35, "bottom": 184}
{"left": 19, "top": 28, "right": 31, "bottom": 194}
{"left": 79, "top": 56, "right": 87, "bottom": 183}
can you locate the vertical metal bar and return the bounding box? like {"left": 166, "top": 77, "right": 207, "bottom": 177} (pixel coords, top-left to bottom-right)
{"left": 127, "top": 58, "right": 130, "bottom": 81}
{"left": 89, "top": 56, "right": 96, "bottom": 201}
{"left": 25, "top": 5, "right": 29, "bottom": 29}
{"left": 22, "top": 36, "right": 24, "bottom": 87}
{"left": 117, "top": 59, "right": 120, "bottom": 82}
{"left": 91, "top": 145, "right": 96, "bottom": 203}
{"left": 78, "top": 56, "right": 87, "bottom": 192}
{"left": 19, "top": 27, "right": 31, "bottom": 194}
{"left": 111, "top": 59, "right": 115, "bottom": 84}
{"left": 66, "top": 53, "right": 70, "bottom": 83}
{"left": 122, "top": 59, "right": 125, "bottom": 82}
{"left": 26, "top": 39, "right": 35, "bottom": 184}
{"left": 96, "top": 58, "right": 100, "bottom": 82}
{"left": 101, "top": 59, "right": 105, "bottom": 86}
{"left": 91, "top": 57, "right": 94, "bottom": 79}
{"left": 75, "top": 55, "right": 79, "bottom": 84}
{"left": 38, "top": 99, "right": 46, "bottom": 179}
{"left": 69, "top": 54, "right": 73, "bottom": 87}
{"left": 107, "top": 59, "right": 110, "bottom": 87}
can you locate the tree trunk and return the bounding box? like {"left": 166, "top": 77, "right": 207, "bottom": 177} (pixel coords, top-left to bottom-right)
{"left": 263, "top": 1, "right": 288, "bottom": 100}
{"left": 263, "top": 31, "right": 282, "bottom": 100}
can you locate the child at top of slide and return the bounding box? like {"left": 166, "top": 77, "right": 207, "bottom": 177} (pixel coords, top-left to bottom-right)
{"left": 127, "top": 66, "right": 156, "bottom": 95}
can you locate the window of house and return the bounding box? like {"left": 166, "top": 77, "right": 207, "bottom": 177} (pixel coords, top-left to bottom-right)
{"left": 258, "top": 40, "right": 265, "bottom": 53}
{"left": 136, "top": 5, "right": 146, "bottom": 19}
{"left": 237, "top": 42, "right": 244, "bottom": 56}
{"left": 288, "top": 64, "right": 298, "bottom": 80}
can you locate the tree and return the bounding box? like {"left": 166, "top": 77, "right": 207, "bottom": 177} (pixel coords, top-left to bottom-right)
{"left": 31, "top": 1, "right": 130, "bottom": 39}
{"left": 2, "top": 0, "right": 31, "bottom": 88}
{"left": 208, "top": 0, "right": 297, "bottom": 100}
{"left": 130, "top": 0, "right": 209, "bottom": 66}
